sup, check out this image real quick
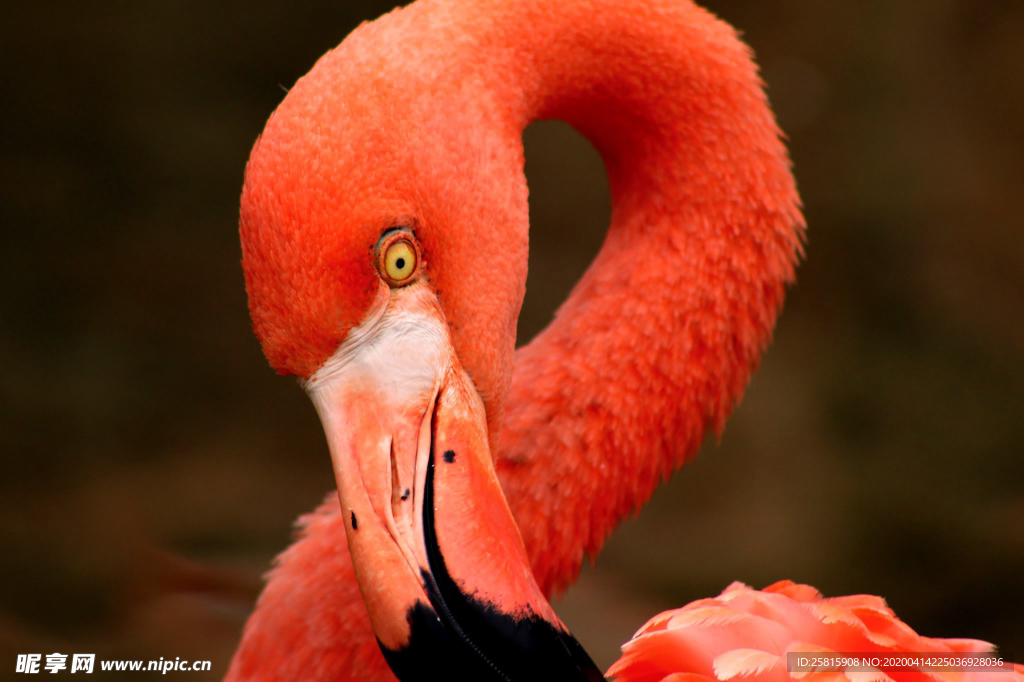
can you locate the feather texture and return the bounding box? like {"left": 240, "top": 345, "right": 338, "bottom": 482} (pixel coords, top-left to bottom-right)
{"left": 608, "top": 582, "right": 1024, "bottom": 682}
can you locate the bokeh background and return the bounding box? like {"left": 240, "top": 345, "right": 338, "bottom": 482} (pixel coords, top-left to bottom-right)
{"left": 2, "top": 0, "right": 1022, "bottom": 678}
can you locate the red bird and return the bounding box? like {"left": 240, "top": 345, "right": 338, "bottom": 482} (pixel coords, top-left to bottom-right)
{"left": 227, "top": 1, "right": 1021, "bottom": 680}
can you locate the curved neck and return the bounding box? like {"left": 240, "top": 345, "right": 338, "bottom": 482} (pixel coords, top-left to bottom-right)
{"left": 229, "top": 2, "right": 804, "bottom": 680}
{"left": 481, "top": 0, "right": 805, "bottom": 593}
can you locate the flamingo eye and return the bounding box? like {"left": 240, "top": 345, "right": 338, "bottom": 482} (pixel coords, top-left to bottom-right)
{"left": 379, "top": 237, "right": 418, "bottom": 286}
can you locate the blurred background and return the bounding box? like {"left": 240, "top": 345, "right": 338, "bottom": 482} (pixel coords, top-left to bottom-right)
{"left": 2, "top": 0, "right": 1022, "bottom": 678}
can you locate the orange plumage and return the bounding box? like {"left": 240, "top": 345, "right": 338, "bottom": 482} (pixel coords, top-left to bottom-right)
{"left": 230, "top": 1, "right": 1014, "bottom": 680}
{"left": 611, "top": 581, "right": 1024, "bottom": 682}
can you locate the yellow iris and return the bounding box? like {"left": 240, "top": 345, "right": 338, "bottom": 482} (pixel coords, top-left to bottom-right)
{"left": 382, "top": 239, "right": 417, "bottom": 285}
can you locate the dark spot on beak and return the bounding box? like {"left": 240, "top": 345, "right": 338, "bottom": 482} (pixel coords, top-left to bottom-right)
{"left": 350, "top": 510, "right": 358, "bottom": 530}
{"left": 378, "top": 447, "right": 606, "bottom": 681}
{"left": 443, "top": 450, "right": 456, "bottom": 464}
{"left": 402, "top": 488, "right": 411, "bottom": 501}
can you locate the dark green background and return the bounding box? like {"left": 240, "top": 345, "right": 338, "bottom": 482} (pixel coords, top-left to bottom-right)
{"left": 2, "top": 1, "right": 1022, "bottom": 677}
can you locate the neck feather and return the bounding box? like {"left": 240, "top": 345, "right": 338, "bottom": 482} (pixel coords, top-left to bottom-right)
{"left": 480, "top": 0, "right": 805, "bottom": 593}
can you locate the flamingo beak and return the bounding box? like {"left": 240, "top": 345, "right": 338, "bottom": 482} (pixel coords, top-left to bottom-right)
{"left": 303, "top": 284, "right": 604, "bottom": 681}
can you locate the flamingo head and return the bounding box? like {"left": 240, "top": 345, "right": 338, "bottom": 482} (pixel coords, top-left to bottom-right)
{"left": 239, "top": 12, "right": 531, "bottom": 420}
{"left": 239, "top": 19, "right": 604, "bottom": 682}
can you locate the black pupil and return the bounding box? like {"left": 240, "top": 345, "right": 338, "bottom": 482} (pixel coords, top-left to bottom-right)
{"left": 395, "top": 257, "right": 406, "bottom": 270}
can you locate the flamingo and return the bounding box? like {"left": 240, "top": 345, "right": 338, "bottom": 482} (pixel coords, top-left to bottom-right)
{"left": 227, "top": 0, "right": 1021, "bottom": 680}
